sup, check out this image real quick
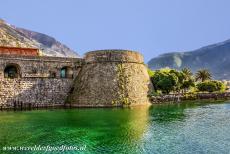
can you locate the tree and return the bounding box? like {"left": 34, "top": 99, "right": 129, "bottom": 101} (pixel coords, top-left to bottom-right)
{"left": 181, "top": 68, "right": 193, "bottom": 80}
{"left": 151, "top": 69, "right": 179, "bottom": 94}
{"left": 180, "top": 68, "right": 195, "bottom": 92}
{"left": 195, "top": 69, "right": 212, "bottom": 82}
{"left": 181, "top": 79, "right": 195, "bottom": 93}
{"left": 169, "top": 69, "right": 186, "bottom": 92}
{"left": 150, "top": 68, "right": 204, "bottom": 94}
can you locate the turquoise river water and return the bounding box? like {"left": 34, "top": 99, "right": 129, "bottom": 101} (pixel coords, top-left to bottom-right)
{"left": 1, "top": 101, "right": 230, "bottom": 154}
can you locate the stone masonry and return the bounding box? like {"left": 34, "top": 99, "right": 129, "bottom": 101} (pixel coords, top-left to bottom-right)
{"left": 0, "top": 54, "right": 82, "bottom": 108}
{"left": 0, "top": 48, "right": 152, "bottom": 108}
{"left": 66, "top": 50, "right": 152, "bottom": 107}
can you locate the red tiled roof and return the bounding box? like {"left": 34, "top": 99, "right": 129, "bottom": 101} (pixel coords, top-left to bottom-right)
{"left": 0, "top": 46, "right": 39, "bottom": 56}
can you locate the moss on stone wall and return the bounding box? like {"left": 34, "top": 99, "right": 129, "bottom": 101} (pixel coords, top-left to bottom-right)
{"left": 67, "top": 50, "right": 152, "bottom": 107}
{"left": 112, "top": 63, "right": 130, "bottom": 106}
{"left": 0, "top": 49, "right": 152, "bottom": 108}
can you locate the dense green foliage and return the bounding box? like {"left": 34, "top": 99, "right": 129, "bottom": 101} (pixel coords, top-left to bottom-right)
{"left": 195, "top": 69, "right": 212, "bottom": 82}
{"left": 149, "top": 67, "right": 225, "bottom": 94}
{"left": 150, "top": 68, "right": 194, "bottom": 94}
{"left": 151, "top": 69, "right": 177, "bottom": 94}
{"left": 147, "top": 69, "right": 155, "bottom": 77}
{"left": 181, "top": 68, "right": 193, "bottom": 80}
{"left": 196, "top": 80, "right": 226, "bottom": 92}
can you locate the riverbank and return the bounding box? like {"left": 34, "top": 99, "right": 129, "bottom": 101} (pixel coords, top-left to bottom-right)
{"left": 0, "top": 102, "right": 152, "bottom": 111}
{"left": 150, "top": 92, "right": 230, "bottom": 104}
{"left": 1, "top": 92, "right": 230, "bottom": 110}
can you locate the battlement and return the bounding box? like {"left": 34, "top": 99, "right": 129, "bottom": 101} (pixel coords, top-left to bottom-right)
{"left": 84, "top": 50, "right": 144, "bottom": 63}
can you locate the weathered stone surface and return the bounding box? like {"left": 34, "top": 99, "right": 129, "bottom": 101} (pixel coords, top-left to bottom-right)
{"left": 67, "top": 50, "right": 152, "bottom": 107}
{"left": 0, "top": 78, "right": 73, "bottom": 108}
{"left": 0, "top": 49, "right": 152, "bottom": 108}
{"left": 0, "top": 54, "right": 82, "bottom": 108}
{"left": 0, "top": 55, "right": 82, "bottom": 78}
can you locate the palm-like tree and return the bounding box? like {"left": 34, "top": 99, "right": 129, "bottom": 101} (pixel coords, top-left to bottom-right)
{"left": 181, "top": 68, "right": 193, "bottom": 80}
{"left": 195, "top": 69, "right": 212, "bottom": 82}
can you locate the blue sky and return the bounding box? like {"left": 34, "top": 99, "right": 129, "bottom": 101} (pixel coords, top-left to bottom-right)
{"left": 1, "top": 0, "right": 230, "bottom": 61}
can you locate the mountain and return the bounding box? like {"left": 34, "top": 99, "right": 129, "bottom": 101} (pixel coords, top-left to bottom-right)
{"left": 0, "top": 19, "right": 79, "bottom": 57}
{"left": 148, "top": 39, "right": 230, "bottom": 80}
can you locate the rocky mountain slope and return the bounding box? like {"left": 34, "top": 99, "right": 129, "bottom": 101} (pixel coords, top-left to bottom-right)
{"left": 148, "top": 39, "right": 230, "bottom": 80}
{"left": 0, "top": 19, "right": 79, "bottom": 57}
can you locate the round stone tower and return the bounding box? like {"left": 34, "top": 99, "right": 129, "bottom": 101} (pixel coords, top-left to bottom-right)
{"left": 67, "top": 50, "right": 152, "bottom": 107}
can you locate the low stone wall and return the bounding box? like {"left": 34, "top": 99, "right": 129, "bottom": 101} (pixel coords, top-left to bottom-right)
{"left": 150, "top": 92, "right": 230, "bottom": 104}
{"left": 0, "top": 78, "right": 73, "bottom": 109}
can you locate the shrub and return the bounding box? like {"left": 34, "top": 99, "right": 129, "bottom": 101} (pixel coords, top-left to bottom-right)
{"left": 147, "top": 69, "right": 155, "bottom": 77}
{"left": 149, "top": 90, "right": 162, "bottom": 97}
{"left": 196, "top": 80, "right": 226, "bottom": 92}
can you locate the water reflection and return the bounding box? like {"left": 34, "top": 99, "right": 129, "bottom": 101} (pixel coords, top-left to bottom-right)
{"left": 1, "top": 102, "right": 230, "bottom": 154}
{"left": 0, "top": 106, "right": 150, "bottom": 154}
{"left": 149, "top": 102, "right": 204, "bottom": 123}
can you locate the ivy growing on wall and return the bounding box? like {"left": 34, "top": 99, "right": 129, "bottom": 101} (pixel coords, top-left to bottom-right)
{"left": 112, "top": 63, "right": 131, "bottom": 106}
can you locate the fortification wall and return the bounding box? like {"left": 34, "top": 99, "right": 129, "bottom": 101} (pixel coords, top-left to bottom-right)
{"left": 0, "top": 55, "right": 82, "bottom": 78}
{"left": 67, "top": 50, "right": 152, "bottom": 107}
{"left": 0, "top": 49, "right": 152, "bottom": 108}
{"left": 0, "top": 78, "right": 73, "bottom": 108}
{"left": 0, "top": 55, "right": 83, "bottom": 109}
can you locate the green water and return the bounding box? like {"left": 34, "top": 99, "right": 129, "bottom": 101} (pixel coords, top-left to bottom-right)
{"left": 1, "top": 101, "right": 230, "bottom": 154}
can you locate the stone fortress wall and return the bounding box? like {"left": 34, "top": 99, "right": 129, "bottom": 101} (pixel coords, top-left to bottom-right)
{"left": 67, "top": 50, "right": 152, "bottom": 107}
{"left": 0, "top": 48, "right": 152, "bottom": 109}
{"left": 0, "top": 54, "right": 83, "bottom": 108}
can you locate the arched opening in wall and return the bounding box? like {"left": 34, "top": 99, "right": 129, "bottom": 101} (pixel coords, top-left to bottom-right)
{"left": 60, "top": 66, "right": 73, "bottom": 79}
{"left": 4, "top": 64, "right": 21, "bottom": 79}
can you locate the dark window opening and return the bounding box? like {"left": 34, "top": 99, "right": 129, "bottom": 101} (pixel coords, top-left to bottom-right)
{"left": 60, "top": 67, "right": 67, "bottom": 78}
{"left": 60, "top": 67, "right": 73, "bottom": 79}
{"left": 4, "top": 65, "right": 20, "bottom": 79}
